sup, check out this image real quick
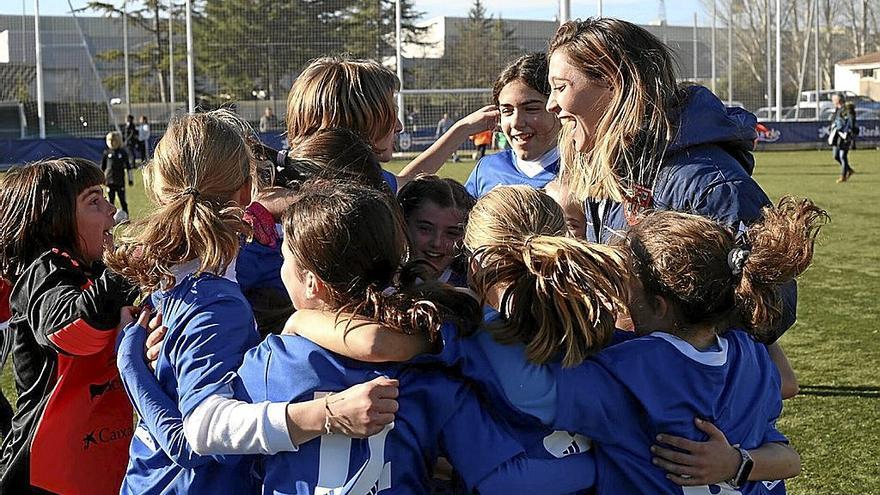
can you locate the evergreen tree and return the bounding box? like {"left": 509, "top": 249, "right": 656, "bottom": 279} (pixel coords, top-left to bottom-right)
{"left": 343, "top": 0, "right": 427, "bottom": 61}
{"left": 441, "top": 0, "right": 518, "bottom": 88}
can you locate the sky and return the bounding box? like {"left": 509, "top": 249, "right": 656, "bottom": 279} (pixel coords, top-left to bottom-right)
{"left": 3, "top": 0, "right": 708, "bottom": 27}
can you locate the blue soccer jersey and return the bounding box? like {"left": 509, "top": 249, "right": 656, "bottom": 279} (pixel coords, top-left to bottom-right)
{"left": 234, "top": 334, "right": 592, "bottom": 494}
{"left": 464, "top": 148, "right": 559, "bottom": 198}
{"left": 121, "top": 260, "right": 261, "bottom": 495}
{"left": 552, "top": 330, "right": 788, "bottom": 495}
{"left": 430, "top": 312, "right": 593, "bottom": 462}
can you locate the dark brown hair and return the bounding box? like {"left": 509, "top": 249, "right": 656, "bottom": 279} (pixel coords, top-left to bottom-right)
{"left": 0, "top": 158, "right": 104, "bottom": 280}
{"left": 626, "top": 197, "right": 828, "bottom": 342}
{"left": 398, "top": 174, "right": 475, "bottom": 220}
{"left": 283, "top": 180, "right": 481, "bottom": 341}
{"left": 492, "top": 53, "right": 551, "bottom": 105}
{"left": 288, "top": 127, "right": 388, "bottom": 193}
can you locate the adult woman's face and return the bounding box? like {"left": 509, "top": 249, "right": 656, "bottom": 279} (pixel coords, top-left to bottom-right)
{"left": 497, "top": 80, "right": 561, "bottom": 161}
{"left": 546, "top": 51, "right": 613, "bottom": 153}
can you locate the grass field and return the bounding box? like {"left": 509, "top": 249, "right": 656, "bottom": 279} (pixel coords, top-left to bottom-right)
{"left": 3, "top": 149, "right": 878, "bottom": 493}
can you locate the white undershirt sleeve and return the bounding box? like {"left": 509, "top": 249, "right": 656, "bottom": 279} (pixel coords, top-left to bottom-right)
{"left": 182, "top": 394, "right": 297, "bottom": 455}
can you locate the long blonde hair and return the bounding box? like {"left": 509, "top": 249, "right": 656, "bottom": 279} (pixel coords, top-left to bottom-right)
{"left": 550, "top": 18, "right": 686, "bottom": 203}
{"left": 465, "top": 185, "right": 628, "bottom": 366}
{"left": 106, "top": 110, "right": 254, "bottom": 291}
{"left": 286, "top": 56, "right": 400, "bottom": 155}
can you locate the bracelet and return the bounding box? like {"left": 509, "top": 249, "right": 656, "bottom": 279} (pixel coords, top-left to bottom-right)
{"left": 323, "top": 392, "right": 335, "bottom": 435}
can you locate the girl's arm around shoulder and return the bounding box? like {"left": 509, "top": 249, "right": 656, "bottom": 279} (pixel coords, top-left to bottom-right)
{"left": 284, "top": 309, "right": 432, "bottom": 362}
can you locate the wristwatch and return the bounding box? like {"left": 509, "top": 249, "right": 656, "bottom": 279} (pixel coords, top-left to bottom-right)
{"left": 727, "top": 445, "right": 754, "bottom": 489}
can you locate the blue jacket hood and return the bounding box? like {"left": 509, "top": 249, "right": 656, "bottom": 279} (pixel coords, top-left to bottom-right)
{"left": 668, "top": 86, "right": 757, "bottom": 162}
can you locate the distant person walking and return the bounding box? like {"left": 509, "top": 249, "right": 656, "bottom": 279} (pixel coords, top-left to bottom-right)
{"left": 259, "top": 106, "right": 277, "bottom": 132}
{"left": 123, "top": 114, "right": 138, "bottom": 165}
{"left": 829, "top": 93, "right": 856, "bottom": 183}
{"left": 102, "top": 131, "right": 131, "bottom": 215}
{"left": 435, "top": 113, "right": 460, "bottom": 162}
{"left": 136, "top": 115, "right": 151, "bottom": 165}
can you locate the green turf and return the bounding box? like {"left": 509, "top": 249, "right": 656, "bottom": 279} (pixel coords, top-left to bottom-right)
{"left": 3, "top": 150, "right": 878, "bottom": 493}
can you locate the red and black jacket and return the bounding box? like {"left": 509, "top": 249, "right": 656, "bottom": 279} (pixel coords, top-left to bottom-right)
{"left": 0, "top": 249, "right": 138, "bottom": 494}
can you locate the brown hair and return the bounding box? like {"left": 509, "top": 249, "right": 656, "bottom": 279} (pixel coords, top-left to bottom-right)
{"left": 106, "top": 109, "right": 255, "bottom": 291}
{"left": 549, "top": 18, "right": 686, "bottom": 203}
{"left": 626, "top": 197, "right": 828, "bottom": 342}
{"left": 492, "top": 52, "right": 552, "bottom": 105}
{"left": 465, "top": 185, "right": 628, "bottom": 366}
{"left": 398, "top": 174, "right": 475, "bottom": 220}
{"left": 0, "top": 158, "right": 104, "bottom": 280}
{"left": 284, "top": 180, "right": 481, "bottom": 341}
{"left": 287, "top": 128, "right": 388, "bottom": 192}
{"left": 286, "top": 56, "right": 400, "bottom": 155}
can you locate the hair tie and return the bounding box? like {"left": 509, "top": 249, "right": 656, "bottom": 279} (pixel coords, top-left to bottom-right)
{"left": 181, "top": 187, "right": 201, "bottom": 199}
{"left": 727, "top": 247, "right": 751, "bottom": 276}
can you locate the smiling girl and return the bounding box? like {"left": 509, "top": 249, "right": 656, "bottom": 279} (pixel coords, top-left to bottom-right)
{"left": 397, "top": 175, "right": 474, "bottom": 285}
{"left": 0, "top": 158, "right": 138, "bottom": 494}
{"left": 465, "top": 53, "right": 562, "bottom": 198}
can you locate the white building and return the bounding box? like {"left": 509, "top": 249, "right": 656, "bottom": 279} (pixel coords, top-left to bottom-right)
{"left": 834, "top": 52, "right": 880, "bottom": 101}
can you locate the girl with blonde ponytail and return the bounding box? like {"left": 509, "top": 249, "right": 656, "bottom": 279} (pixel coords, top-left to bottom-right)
{"left": 110, "top": 110, "right": 400, "bottom": 494}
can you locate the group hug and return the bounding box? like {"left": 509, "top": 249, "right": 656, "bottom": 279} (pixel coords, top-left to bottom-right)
{"left": 0, "top": 18, "right": 822, "bottom": 495}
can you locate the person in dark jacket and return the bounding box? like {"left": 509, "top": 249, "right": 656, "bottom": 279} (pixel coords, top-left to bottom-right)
{"left": 545, "top": 18, "right": 796, "bottom": 343}
{"left": 101, "top": 131, "right": 131, "bottom": 215}
{"left": 829, "top": 93, "right": 856, "bottom": 182}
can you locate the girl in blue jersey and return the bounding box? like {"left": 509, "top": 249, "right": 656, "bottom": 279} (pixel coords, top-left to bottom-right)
{"left": 286, "top": 56, "right": 499, "bottom": 192}
{"left": 291, "top": 186, "right": 805, "bottom": 493}
{"left": 397, "top": 175, "right": 474, "bottom": 286}
{"left": 0, "top": 158, "right": 137, "bottom": 494}
{"left": 465, "top": 53, "right": 562, "bottom": 198}
{"left": 108, "top": 110, "right": 398, "bottom": 494}
{"left": 231, "top": 179, "right": 597, "bottom": 494}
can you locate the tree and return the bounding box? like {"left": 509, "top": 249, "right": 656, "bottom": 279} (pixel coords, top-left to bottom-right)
{"left": 441, "top": 0, "right": 518, "bottom": 89}
{"left": 81, "top": 1, "right": 170, "bottom": 104}
{"left": 343, "top": 0, "right": 428, "bottom": 61}
{"left": 195, "top": 0, "right": 350, "bottom": 103}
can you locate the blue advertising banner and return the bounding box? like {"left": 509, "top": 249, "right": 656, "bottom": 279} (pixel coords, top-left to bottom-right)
{"left": 756, "top": 120, "right": 880, "bottom": 144}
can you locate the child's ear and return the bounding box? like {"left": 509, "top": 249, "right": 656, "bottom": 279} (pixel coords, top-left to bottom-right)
{"left": 235, "top": 177, "right": 253, "bottom": 206}
{"left": 652, "top": 294, "right": 670, "bottom": 320}
{"left": 303, "top": 270, "right": 328, "bottom": 302}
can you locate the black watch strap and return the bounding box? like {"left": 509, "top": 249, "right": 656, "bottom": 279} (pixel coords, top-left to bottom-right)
{"left": 728, "top": 446, "right": 754, "bottom": 489}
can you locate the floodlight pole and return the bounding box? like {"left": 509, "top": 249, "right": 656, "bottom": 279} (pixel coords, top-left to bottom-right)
{"left": 185, "top": 0, "right": 194, "bottom": 113}
{"left": 396, "top": 0, "right": 404, "bottom": 128}
{"left": 123, "top": 0, "right": 131, "bottom": 116}
{"left": 775, "top": 0, "right": 782, "bottom": 120}
{"left": 597, "top": 0, "right": 602, "bottom": 17}
{"left": 560, "top": 0, "right": 570, "bottom": 24}
{"left": 34, "top": 0, "right": 45, "bottom": 138}
{"left": 814, "top": 0, "right": 820, "bottom": 121}
{"left": 711, "top": 0, "right": 716, "bottom": 93}
{"left": 169, "top": 0, "right": 175, "bottom": 110}
{"left": 693, "top": 13, "right": 698, "bottom": 81}
{"left": 727, "top": 1, "right": 733, "bottom": 103}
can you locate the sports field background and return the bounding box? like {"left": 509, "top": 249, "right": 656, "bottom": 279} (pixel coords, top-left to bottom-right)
{"left": 2, "top": 149, "right": 878, "bottom": 493}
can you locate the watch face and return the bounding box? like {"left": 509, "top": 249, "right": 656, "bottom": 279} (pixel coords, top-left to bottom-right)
{"left": 734, "top": 449, "right": 755, "bottom": 487}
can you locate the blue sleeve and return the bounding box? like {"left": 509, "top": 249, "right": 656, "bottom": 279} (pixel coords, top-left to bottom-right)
{"left": 761, "top": 358, "right": 789, "bottom": 445}
{"left": 381, "top": 170, "right": 398, "bottom": 194}
{"left": 234, "top": 340, "right": 273, "bottom": 403}
{"left": 169, "top": 296, "right": 258, "bottom": 417}
{"left": 438, "top": 380, "right": 524, "bottom": 491}
{"left": 464, "top": 161, "right": 481, "bottom": 198}
{"left": 475, "top": 452, "right": 596, "bottom": 494}
{"left": 116, "top": 323, "right": 211, "bottom": 469}
{"left": 474, "top": 331, "right": 557, "bottom": 426}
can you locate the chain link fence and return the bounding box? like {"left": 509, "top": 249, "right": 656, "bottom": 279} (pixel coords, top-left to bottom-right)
{"left": 1, "top": 1, "right": 879, "bottom": 140}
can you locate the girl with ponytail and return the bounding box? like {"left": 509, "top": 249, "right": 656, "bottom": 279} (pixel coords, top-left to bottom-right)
{"left": 230, "top": 179, "right": 596, "bottom": 493}
{"left": 290, "top": 186, "right": 807, "bottom": 492}
{"left": 110, "top": 110, "right": 399, "bottom": 494}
